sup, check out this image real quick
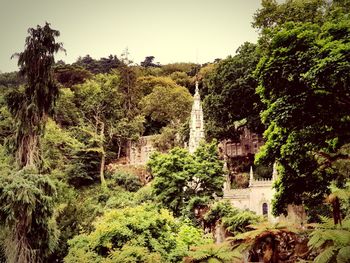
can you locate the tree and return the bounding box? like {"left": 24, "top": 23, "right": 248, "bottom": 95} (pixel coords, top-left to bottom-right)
{"left": 73, "top": 54, "right": 122, "bottom": 74}
{"left": 148, "top": 141, "right": 224, "bottom": 216}
{"left": 53, "top": 64, "right": 92, "bottom": 88}
{"left": 8, "top": 22, "right": 64, "bottom": 168}
{"left": 161, "top": 62, "right": 198, "bottom": 76}
{"left": 203, "top": 42, "right": 264, "bottom": 141}
{"left": 0, "top": 168, "right": 57, "bottom": 263}
{"left": 140, "top": 56, "right": 161, "bottom": 67}
{"left": 140, "top": 84, "right": 192, "bottom": 125}
{"left": 169, "top": 71, "right": 192, "bottom": 90}
{"left": 255, "top": 13, "right": 350, "bottom": 215}
{"left": 53, "top": 88, "right": 81, "bottom": 127}
{"left": 0, "top": 72, "right": 25, "bottom": 89}
{"left": 138, "top": 76, "right": 192, "bottom": 138}
{"left": 72, "top": 73, "right": 144, "bottom": 186}
{"left": 116, "top": 65, "right": 140, "bottom": 117}
{"left": 136, "top": 75, "right": 181, "bottom": 96}
{"left": 0, "top": 23, "right": 64, "bottom": 263}
{"left": 41, "top": 118, "right": 82, "bottom": 173}
{"left": 252, "top": 0, "right": 328, "bottom": 31}
{"left": 72, "top": 74, "right": 123, "bottom": 186}
{"left": 307, "top": 182, "right": 350, "bottom": 262}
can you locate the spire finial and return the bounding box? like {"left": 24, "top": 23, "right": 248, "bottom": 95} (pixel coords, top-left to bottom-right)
{"left": 195, "top": 81, "right": 199, "bottom": 94}
{"left": 249, "top": 166, "right": 254, "bottom": 186}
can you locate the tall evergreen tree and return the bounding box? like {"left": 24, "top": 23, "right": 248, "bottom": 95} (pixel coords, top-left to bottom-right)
{"left": 8, "top": 22, "right": 64, "bottom": 168}
{"left": 0, "top": 23, "right": 63, "bottom": 263}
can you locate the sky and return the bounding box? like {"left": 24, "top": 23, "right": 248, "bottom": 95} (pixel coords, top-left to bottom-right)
{"left": 0, "top": 0, "right": 263, "bottom": 73}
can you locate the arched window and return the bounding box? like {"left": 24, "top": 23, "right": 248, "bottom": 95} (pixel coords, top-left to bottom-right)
{"left": 262, "top": 203, "right": 268, "bottom": 216}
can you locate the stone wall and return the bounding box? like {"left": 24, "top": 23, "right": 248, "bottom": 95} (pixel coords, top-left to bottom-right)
{"left": 220, "top": 127, "right": 264, "bottom": 157}
{"left": 127, "top": 135, "right": 156, "bottom": 165}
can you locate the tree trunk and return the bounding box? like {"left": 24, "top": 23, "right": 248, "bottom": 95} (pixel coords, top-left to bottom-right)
{"left": 99, "top": 122, "right": 106, "bottom": 187}
{"left": 117, "top": 139, "right": 122, "bottom": 159}
{"left": 332, "top": 196, "right": 342, "bottom": 225}
{"left": 17, "top": 132, "right": 39, "bottom": 168}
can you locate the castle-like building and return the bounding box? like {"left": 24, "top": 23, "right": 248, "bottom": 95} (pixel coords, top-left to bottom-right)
{"left": 223, "top": 165, "right": 276, "bottom": 221}
{"left": 126, "top": 81, "right": 275, "bottom": 220}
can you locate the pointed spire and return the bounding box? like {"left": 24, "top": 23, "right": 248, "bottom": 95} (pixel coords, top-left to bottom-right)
{"left": 189, "top": 79, "right": 205, "bottom": 154}
{"left": 249, "top": 166, "right": 254, "bottom": 186}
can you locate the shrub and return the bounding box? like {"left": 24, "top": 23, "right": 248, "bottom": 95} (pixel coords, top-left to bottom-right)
{"left": 0, "top": 168, "right": 57, "bottom": 263}
{"left": 111, "top": 172, "right": 142, "bottom": 192}
{"left": 65, "top": 205, "right": 212, "bottom": 262}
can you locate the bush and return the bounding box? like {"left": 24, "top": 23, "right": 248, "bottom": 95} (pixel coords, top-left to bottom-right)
{"left": 308, "top": 217, "right": 350, "bottom": 262}
{"left": 65, "top": 205, "right": 212, "bottom": 262}
{"left": 0, "top": 168, "right": 57, "bottom": 263}
{"left": 111, "top": 172, "right": 142, "bottom": 192}
{"left": 204, "top": 200, "right": 261, "bottom": 235}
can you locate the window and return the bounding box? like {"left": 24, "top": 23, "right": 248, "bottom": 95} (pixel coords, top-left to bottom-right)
{"left": 196, "top": 111, "right": 201, "bottom": 128}
{"left": 262, "top": 203, "right": 268, "bottom": 216}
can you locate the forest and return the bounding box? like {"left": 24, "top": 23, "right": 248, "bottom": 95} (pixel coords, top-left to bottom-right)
{"left": 0, "top": 0, "right": 350, "bottom": 262}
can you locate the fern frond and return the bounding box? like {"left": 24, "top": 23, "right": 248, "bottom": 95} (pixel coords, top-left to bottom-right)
{"left": 207, "top": 258, "right": 221, "bottom": 263}
{"left": 342, "top": 218, "right": 350, "bottom": 230}
{"left": 324, "top": 230, "right": 350, "bottom": 246}
{"left": 314, "top": 246, "right": 335, "bottom": 263}
{"left": 84, "top": 147, "right": 104, "bottom": 153}
{"left": 336, "top": 246, "right": 350, "bottom": 263}
{"left": 318, "top": 216, "right": 336, "bottom": 229}
{"left": 308, "top": 230, "right": 327, "bottom": 249}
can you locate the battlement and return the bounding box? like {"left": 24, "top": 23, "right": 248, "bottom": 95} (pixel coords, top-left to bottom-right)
{"left": 223, "top": 188, "right": 249, "bottom": 199}
{"left": 249, "top": 177, "right": 273, "bottom": 187}
{"left": 248, "top": 163, "right": 277, "bottom": 187}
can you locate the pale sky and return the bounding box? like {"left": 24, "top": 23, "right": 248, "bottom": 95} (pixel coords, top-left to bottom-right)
{"left": 0, "top": 0, "right": 263, "bottom": 72}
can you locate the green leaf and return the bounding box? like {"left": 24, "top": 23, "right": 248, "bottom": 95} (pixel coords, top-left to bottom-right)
{"left": 337, "top": 246, "right": 350, "bottom": 263}
{"left": 314, "top": 247, "right": 335, "bottom": 263}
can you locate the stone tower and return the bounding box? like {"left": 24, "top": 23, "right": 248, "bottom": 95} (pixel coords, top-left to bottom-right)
{"left": 189, "top": 81, "right": 205, "bottom": 153}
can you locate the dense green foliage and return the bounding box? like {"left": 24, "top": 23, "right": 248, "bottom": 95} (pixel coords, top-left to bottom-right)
{"left": 204, "top": 201, "right": 261, "bottom": 235}
{"left": 308, "top": 217, "right": 350, "bottom": 263}
{"left": 255, "top": 4, "right": 350, "bottom": 215}
{"left": 148, "top": 141, "right": 224, "bottom": 216}
{"left": 1, "top": 1, "right": 349, "bottom": 261}
{"left": 203, "top": 42, "right": 264, "bottom": 141}
{"left": 65, "top": 205, "right": 212, "bottom": 263}
{"left": 186, "top": 243, "right": 240, "bottom": 263}
{"left": 0, "top": 168, "right": 57, "bottom": 262}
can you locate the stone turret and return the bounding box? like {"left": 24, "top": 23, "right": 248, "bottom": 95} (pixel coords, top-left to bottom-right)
{"left": 189, "top": 81, "right": 205, "bottom": 154}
